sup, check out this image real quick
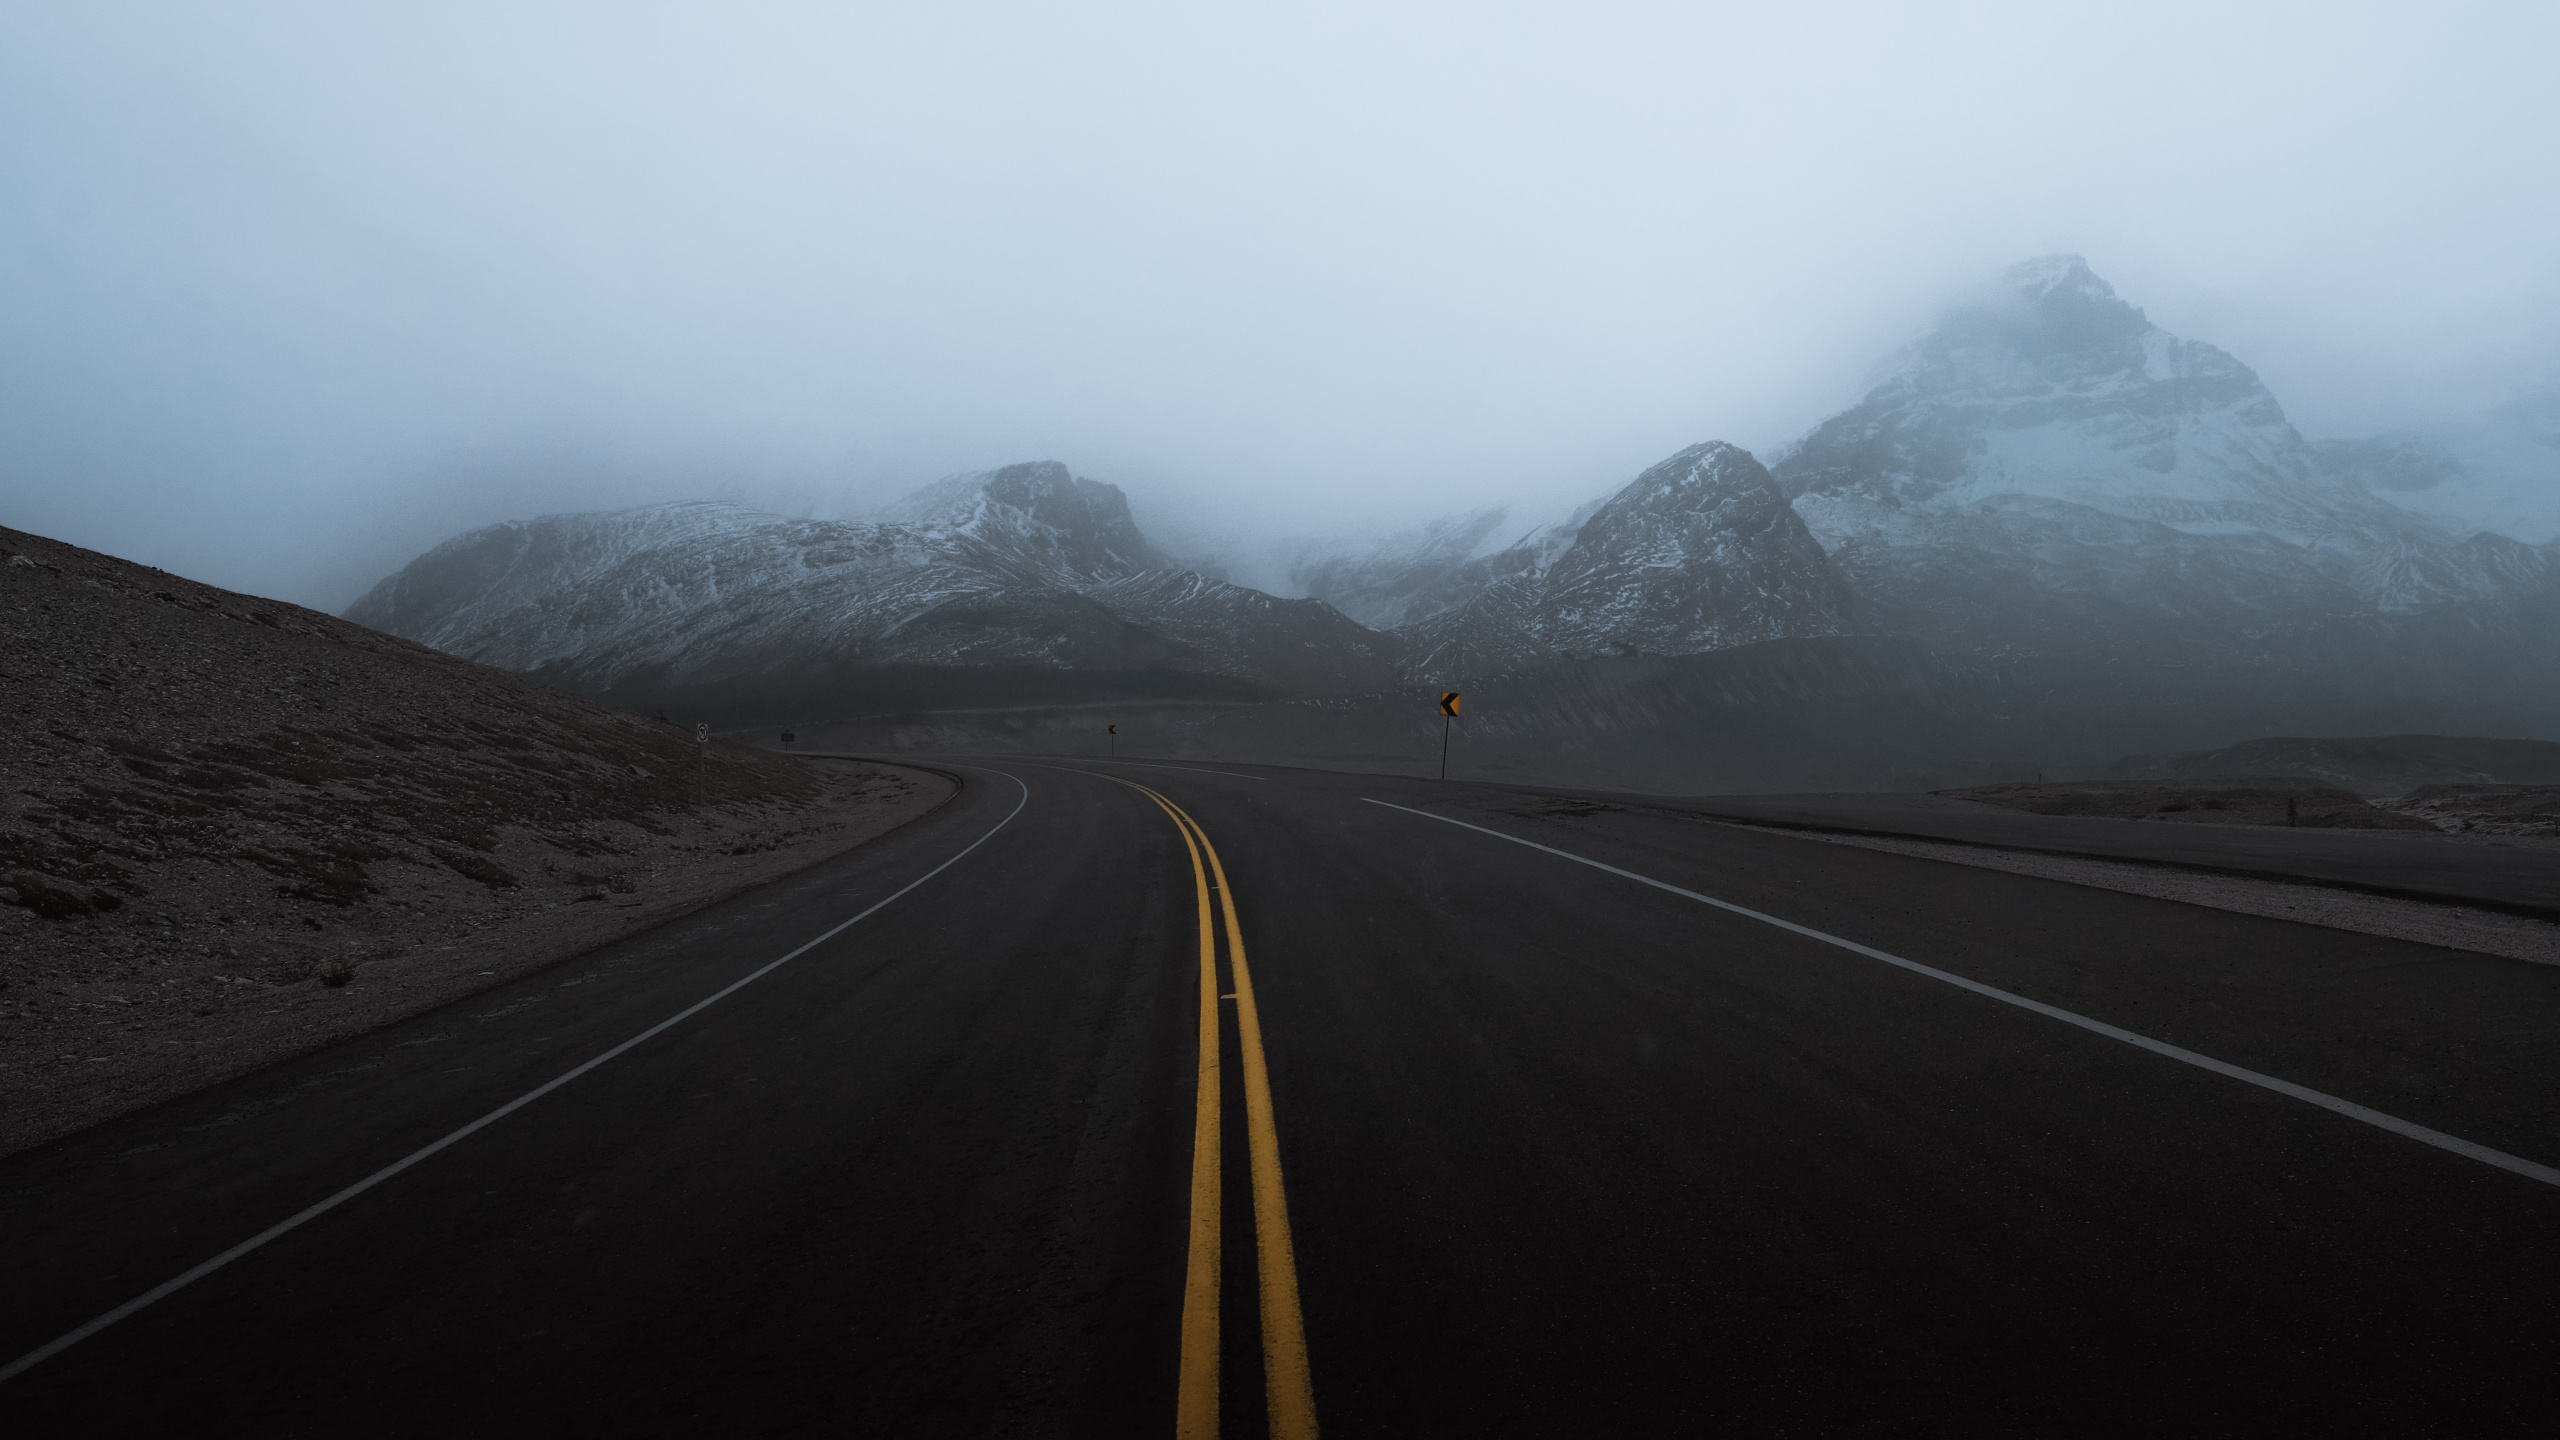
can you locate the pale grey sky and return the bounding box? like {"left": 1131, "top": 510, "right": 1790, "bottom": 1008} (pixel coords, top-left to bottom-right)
{"left": 4, "top": 1, "right": 2556, "bottom": 607}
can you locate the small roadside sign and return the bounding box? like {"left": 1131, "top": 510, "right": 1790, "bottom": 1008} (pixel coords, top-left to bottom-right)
{"left": 1438, "top": 692, "right": 1461, "bottom": 716}
{"left": 695, "top": 723, "right": 709, "bottom": 744}
{"left": 1109, "top": 724, "right": 1119, "bottom": 734}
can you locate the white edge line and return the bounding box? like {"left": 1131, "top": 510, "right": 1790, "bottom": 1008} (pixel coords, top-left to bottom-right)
{"left": 1362, "top": 797, "right": 2560, "bottom": 1190}
{"left": 0, "top": 771, "right": 1034, "bottom": 1387}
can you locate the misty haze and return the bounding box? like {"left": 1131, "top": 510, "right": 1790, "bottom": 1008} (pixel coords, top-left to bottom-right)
{"left": 7, "top": 4, "right": 2560, "bottom": 1435}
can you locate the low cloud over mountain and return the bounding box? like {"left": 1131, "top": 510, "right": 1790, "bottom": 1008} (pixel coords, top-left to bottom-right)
{"left": 349, "top": 258, "right": 2560, "bottom": 781}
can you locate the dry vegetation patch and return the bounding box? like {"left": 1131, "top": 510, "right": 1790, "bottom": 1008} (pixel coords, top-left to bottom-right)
{"left": 1, "top": 526, "right": 952, "bottom": 1156}
{"left": 1938, "top": 776, "right": 2435, "bottom": 830}
{"left": 2375, "top": 784, "right": 2560, "bottom": 837}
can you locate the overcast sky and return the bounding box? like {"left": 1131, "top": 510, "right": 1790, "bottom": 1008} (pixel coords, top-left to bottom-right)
{"left": 4, "top": 1, "right": 2556, "bottom": 607}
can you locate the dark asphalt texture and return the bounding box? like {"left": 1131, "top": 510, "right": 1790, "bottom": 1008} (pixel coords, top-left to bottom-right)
{"left": 5, "top": 759, "right": 2559, "bottom": 1436}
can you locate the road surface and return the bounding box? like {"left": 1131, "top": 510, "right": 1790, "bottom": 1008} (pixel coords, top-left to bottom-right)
{"left": 6, "top": 759, "right": 2558, "bottom": 1435}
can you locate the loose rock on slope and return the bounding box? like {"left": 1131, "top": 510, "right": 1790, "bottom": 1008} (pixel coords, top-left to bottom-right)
{"left": 1, "top": 524, "right": 949, "bottom": 1157}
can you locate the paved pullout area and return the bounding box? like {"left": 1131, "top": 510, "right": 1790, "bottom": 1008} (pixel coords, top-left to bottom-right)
{"left": 5, "top": 758, "right": 2557, "bottom": 1434}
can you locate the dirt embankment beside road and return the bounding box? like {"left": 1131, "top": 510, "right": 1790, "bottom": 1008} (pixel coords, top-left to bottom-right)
{"left": 1939, "top": 774, "right": 2560, "bottom": 840}
{"left": 0, "top": 525, "right": 954, "bottom": 1157}
{"left": 1939, "top": 776, "right": 2436, "bottom": 830}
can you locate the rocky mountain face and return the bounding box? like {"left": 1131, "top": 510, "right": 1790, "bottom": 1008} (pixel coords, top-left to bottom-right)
{"left": 1398, "top": 443, "right": 1857, "bottom": 676}
{"left": 1769, "top": 256, "right": 2557, "bottom": 657}
{"left": 1542, "top": 443, "right": 1856, "bottom": 655}
{"left": 347, "top": 462, "right": 1397, "bottom": 719}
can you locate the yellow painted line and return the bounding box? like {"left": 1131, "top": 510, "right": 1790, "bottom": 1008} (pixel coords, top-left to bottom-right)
{"left": 1144, "top": 786, "right": 1321, "bottom": 1440}
{"left": 1129, "top": 786, "right": 1225, "bottom": 1440}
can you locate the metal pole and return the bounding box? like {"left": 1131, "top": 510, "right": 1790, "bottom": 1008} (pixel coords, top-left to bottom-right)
{"left": 1440, "top": 714, "right": 1451, "bottom": 781}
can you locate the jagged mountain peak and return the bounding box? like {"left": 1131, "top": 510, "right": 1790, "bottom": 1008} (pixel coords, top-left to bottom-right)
{"left": 2004, "top": 252, "right": 2122, "bottom": 306}
{"left": 1765, "top": 255, "right": 2539, "bottom": 646}
{"left": 1540, "top": 442, "right": 1855, "bottom": 656}
{"left": 1905, "top": 252, "right": 2155, "bottom": 372}
{"left": 1569, "top": 442, "right": 1761, "bottom": 528}
{"left": 1779, "top": 254, "right": 2353, "bottom": 531}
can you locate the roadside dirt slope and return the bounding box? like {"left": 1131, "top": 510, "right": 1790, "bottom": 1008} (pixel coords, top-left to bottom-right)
{"left": 1, "top": 525, "right": 952, "bottom": 1156}
{"left": 1937, "top": 776, "right": 2434, "bottom": 830}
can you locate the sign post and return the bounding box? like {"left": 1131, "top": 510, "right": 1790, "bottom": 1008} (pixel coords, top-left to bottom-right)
{"left": 696, "top": 722, "right": 709, "bottom": 805}
{"left": 1108, "top": 723, "right": 1118, "bottom": 759}
{"left": 1437, "top": 692, "right": 1460, "bottom": 780}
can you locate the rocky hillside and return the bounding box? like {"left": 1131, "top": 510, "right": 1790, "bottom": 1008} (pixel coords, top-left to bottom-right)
{"left": 2104, "top": 734, "right": 2560, "bottom": 791}
{"left": 2, "top": 523, "right": 943, "bottom": 1155}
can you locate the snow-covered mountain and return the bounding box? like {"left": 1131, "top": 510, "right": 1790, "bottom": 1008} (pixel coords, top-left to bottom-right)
{"left": 1544, "top": 443, "right": 1855, "bottom": 653}
{"left": 870, "top": 460, "right": 1178, "bottom": 577}
{"left": 348, "top": 257, "right": 2560, "bottom": 763}
{"left": 346, "top": 463, "right": 1397, "bottom": 716}
{"left": 1291, "top": 507, "right": 1517, "bottom": 629}
{"left": 1398, "top": 443, "right": 1858, "bottom": 676}
{"left": 1767, "top": 255, "right": 2557, "bottom": 660}
{"left": 2314, "top": 385, "right": 2560, "bottom": 545}
{"left": 1291, "top": 499, "right": 1605, "bottom": 632}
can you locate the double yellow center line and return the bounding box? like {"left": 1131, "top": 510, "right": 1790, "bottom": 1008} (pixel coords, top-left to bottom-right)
{"left": 1121, "top": 779, "right": 1319, "bottom": 1440}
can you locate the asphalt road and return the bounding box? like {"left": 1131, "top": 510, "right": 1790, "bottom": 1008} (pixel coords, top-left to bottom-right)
{"left": 6, "top": 758, "right": 2560, "bottom": 1436}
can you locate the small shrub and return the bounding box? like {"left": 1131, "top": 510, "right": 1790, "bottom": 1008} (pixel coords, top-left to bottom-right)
{"left": 319, "top": 959, "right": 355, "bottom": 988}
